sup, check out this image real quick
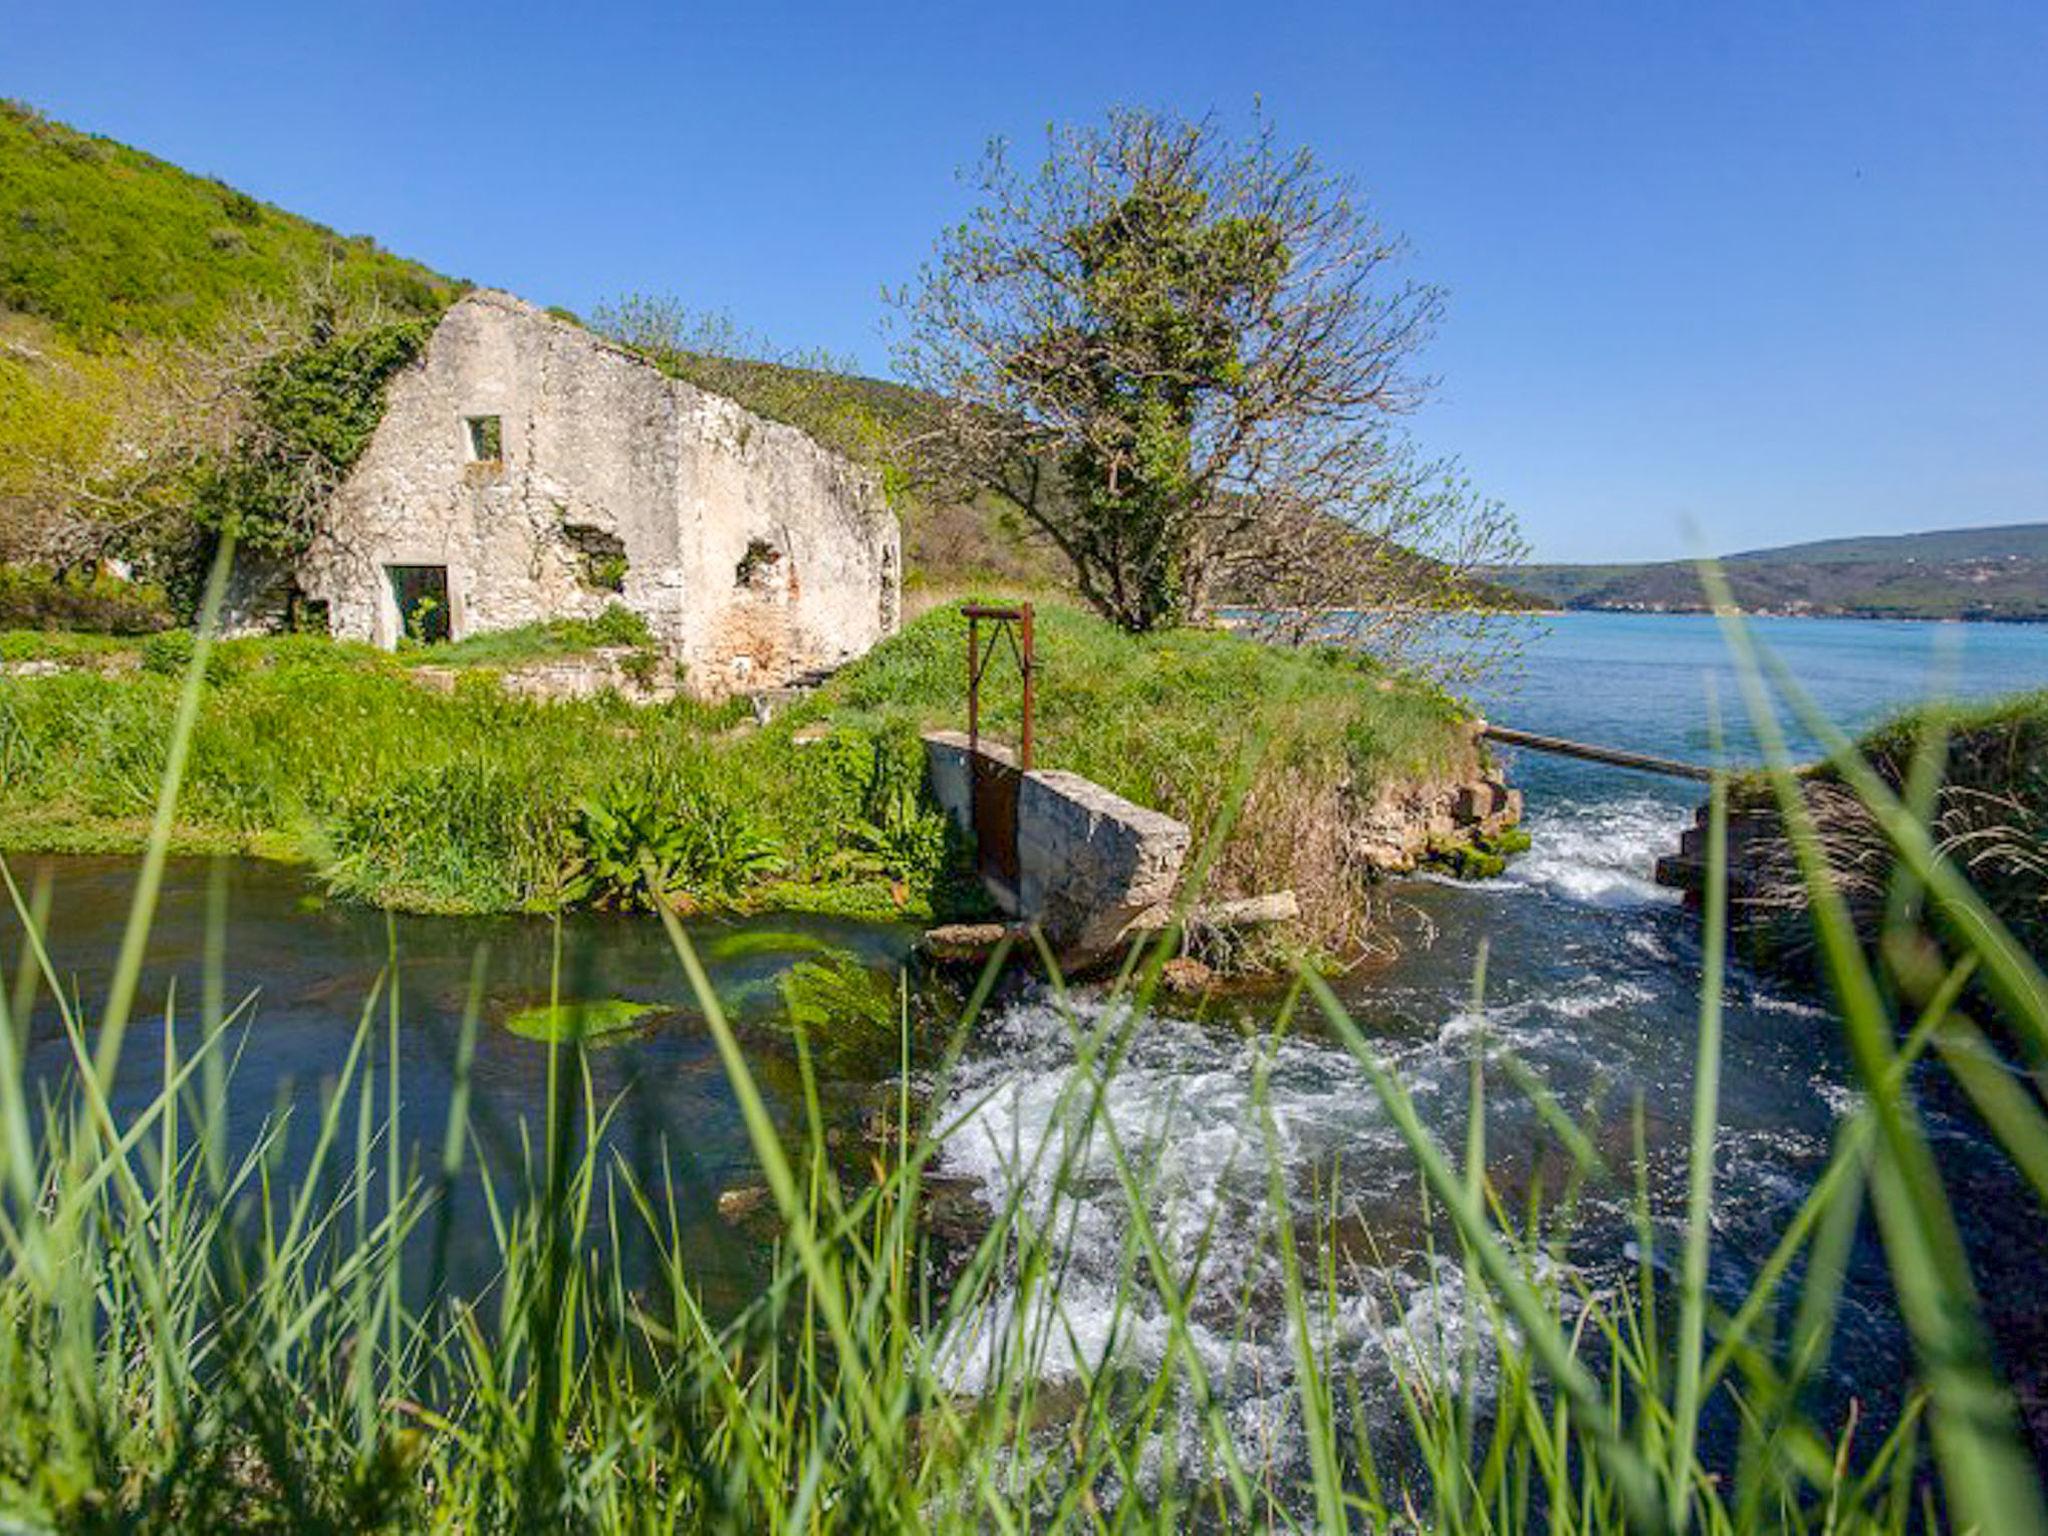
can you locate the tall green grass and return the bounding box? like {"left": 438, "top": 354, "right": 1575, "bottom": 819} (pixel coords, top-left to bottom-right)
{"left": 2, "top": 579, "right": 2046, "bottom": 1530}
{"left": 0, "top": 602, "right": 1478, "bottom": 945}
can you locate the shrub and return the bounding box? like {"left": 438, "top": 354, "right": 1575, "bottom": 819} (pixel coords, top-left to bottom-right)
{"left": 618, "top": 647, "right": 660, "bottom": 690}
{"left": 197, "top": 320, "right": 438, "bottom": 561}
{"left": 558, "top": 783, "right": 781, "bottom": 912}
{"left": 138, "top": 630, "right": 193, "bottom": 677}
{"left": 832, "top": 736, "right": 949, "bottom": 890}
{"left": 323, "top": 756, "right": 553, "bottom": 911}
{"left": 589, "top": 602, "right": 653, "bottom": 647}
{"left": 0, "top": 566, "right": 172, "bottom": 633}
{"left": 139, "top": 628, "right": 238, "bottom": 686}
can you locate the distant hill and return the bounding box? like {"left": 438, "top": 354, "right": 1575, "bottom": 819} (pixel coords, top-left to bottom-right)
{"left": 1495, "top": 522, "right": 2048, "bottom": 621}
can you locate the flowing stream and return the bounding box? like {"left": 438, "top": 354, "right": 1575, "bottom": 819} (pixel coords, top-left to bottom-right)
{"left": 929, "top": 614, "right": 2048, "bottom": 1466}
{"left": 10, "top": 613, "right": 2048, "bottom": 1472}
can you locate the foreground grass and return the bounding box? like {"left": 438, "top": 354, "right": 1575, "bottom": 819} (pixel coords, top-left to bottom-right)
{"left": 4, "top": 592, "right": 2048, "bottom": 1530}
{"left": 0, "top": 601, "right": 1478, "bottom": 942}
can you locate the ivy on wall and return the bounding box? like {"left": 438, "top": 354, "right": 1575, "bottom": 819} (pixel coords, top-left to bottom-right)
{"left": 199, "top": 319, "right": 434, "bottom": 559}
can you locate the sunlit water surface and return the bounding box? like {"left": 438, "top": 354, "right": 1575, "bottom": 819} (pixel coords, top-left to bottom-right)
{"left": 929, "top": 614, "right": 2048, "bottom": 1473}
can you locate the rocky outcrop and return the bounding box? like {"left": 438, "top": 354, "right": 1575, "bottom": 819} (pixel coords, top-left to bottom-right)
{"left": 1345, "top": 767, "right": 1524, "bottom": 873}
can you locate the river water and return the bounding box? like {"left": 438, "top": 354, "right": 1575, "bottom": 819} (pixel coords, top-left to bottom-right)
{"left": 9, "top": 614, "right": 2048, "bottom": 1468}
{"left": 930, "top": 614, "right": 2048, "bottom": 1463}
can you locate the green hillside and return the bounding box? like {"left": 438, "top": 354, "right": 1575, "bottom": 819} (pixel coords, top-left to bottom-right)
{"left": 0, "top": 100, "right": 1059, "bottom": 600}
{"left": 1722, "top": 522, "right": 2048, "bottom": 566}
{"left": 0, "top": 99, "right": 459, "bottom": 345}
{"left": 1497, "top": 522, "right": 2048, "bottom": 621}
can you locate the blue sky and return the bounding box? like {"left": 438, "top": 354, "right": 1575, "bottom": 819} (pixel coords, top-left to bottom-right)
{"left": 8, "top": 0, "right": 2044, "bottom": 561}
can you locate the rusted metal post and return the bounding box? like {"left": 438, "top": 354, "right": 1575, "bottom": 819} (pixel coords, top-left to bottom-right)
{"left": 1018, "top": 602, "right": 1035, "bottom": 771}
{"left": 961, "top": 601, "right": 1036, "bottom": 766}
{"left": 966, "top": 609, "right": 979, "bottom": 754}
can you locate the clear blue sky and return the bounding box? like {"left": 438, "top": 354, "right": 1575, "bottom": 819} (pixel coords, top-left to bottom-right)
{"left": 9, "top": 0, "right": 2044, "bottom": 561}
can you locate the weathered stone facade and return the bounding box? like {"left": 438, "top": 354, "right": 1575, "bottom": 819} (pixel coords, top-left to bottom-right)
{"left": 922, "top": 730, "right": 1194, "bottom": 962}
{"left": 280, "top": 291, "right": 899, "bottom": 693}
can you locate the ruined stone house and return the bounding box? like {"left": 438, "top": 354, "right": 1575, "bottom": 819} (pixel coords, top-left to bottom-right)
{"left": 237, "top": 290, "right": 900, "bottom": 693}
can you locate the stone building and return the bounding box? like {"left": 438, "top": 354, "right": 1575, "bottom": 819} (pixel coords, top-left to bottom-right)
{"left": 266, "top": 290, "right": 899, "bottom": 693}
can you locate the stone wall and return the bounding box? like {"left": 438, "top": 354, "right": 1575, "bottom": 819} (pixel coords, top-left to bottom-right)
{"left": 289, "top": 291, "right": 899, "bottom": 695}
{"left": 922, "top": 730, "right": 1192, "bottom": 961}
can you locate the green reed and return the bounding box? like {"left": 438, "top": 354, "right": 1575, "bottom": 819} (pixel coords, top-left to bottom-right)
{"left": 1, "top": 564, "right": 2045, "bottom": 1530}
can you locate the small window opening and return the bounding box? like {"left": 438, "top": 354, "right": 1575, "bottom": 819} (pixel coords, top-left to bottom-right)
{"left": 285, "top": 586, "right": 332, "bottom": 636}
{"left": 387, "top": 564, "right": 452, "bottom": 646}
{"left": 735, "top": 537, "right": 783, "bottom": 590}
{"left": 560, "top": 521, "right": 629, "bottom": 593}
{"left": 464, "top": 415, "right": 503, "bottom": 464}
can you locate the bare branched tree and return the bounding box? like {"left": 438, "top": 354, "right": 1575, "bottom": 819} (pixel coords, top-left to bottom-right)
{"left": 0, "top": 263, "right": 404, "bottom": 575}
{"left": 891, "top": 106, "right": 1524, "bottom": 661}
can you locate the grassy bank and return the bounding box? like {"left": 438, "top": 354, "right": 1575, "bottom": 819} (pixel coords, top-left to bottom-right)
{"left": 0, "top": 601, "right": 1479, "bottom": 940}
{"left": 1688, "top": 689, "right": 2048, "bottom": 977}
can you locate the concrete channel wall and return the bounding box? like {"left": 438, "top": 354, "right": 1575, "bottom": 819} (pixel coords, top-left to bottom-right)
{"left": 922, "top": 731, "right": 1191, "bottom": 962}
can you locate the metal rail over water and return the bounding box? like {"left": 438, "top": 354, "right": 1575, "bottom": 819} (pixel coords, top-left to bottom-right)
{"left": 1480, "top": 722, "right": 1714, "bottom": 782}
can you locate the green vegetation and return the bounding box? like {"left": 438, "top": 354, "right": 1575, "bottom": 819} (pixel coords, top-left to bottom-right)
{"left": 5, "top": 601, "right": 2048, "bottom": 1529}
{"left": 774, "top": 953, "right": 905, "bottom": 1074}
{"left": 891, "top": 108, "right": 1524, "bottom": 638}
{"left": 0, "top": 601, "right": 1478, "bottom": 943}
{"left": 0, "top": 564, "right": 171, "bottom": 631}
{"left": 1425, "top": 822, "right": 1532, "bottom": 881}
{"left": 197, "top": 319, "right": 438, "bottom": 559}
{"left": 0, "top": 101, "right": 460, "bottom": 596}
{"left": 0, "top": 99, "right": 458, "bottom": 345}
{"left": 1496, "top": 521, "right": 2048, "bottom": 621}
{"left": 1704, "top": 687, "right": 2048, "bottom": 976}
{"left": 412, "top": 605, "right": 658, "bottom": 667}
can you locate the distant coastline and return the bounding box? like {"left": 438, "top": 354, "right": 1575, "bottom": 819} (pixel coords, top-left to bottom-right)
{"left": 1505, "top": 606, "right": 2046, "bottom": 625}
{"left": 1488, "top": 519, "right": 2048, "bottom": 624}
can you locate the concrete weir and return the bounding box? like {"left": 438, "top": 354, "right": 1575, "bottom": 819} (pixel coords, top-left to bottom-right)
{"left": 921, "top": 731, "right": 1191, "bottom": 965}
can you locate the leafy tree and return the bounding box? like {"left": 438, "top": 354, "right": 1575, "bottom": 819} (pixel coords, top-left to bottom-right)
{"left": 894, "top": 107, "right": 1523, "bottom": 652}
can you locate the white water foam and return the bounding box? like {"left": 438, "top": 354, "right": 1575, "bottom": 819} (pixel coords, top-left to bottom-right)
{"left": 1491, "top": 796, "right": 1692, "bottom": 909}
{"left": 924, "top": 988, "right": 1596, "bottom": 1493}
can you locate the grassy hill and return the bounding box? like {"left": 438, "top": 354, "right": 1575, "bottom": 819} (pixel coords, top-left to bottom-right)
{"left": 0, "top": 99, "right": 460, "bottom": 345}
{"left": 1496, "top": 522, "right": 2048, "bottom": 621}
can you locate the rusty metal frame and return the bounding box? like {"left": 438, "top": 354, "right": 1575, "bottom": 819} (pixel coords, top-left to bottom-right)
{"left": 962, "top": 602, "right": 1035, "bottom": 770}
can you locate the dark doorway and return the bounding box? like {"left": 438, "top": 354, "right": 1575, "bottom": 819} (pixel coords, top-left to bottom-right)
{"left": 386, "top": 565, "right": 451, "bottom": 645}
